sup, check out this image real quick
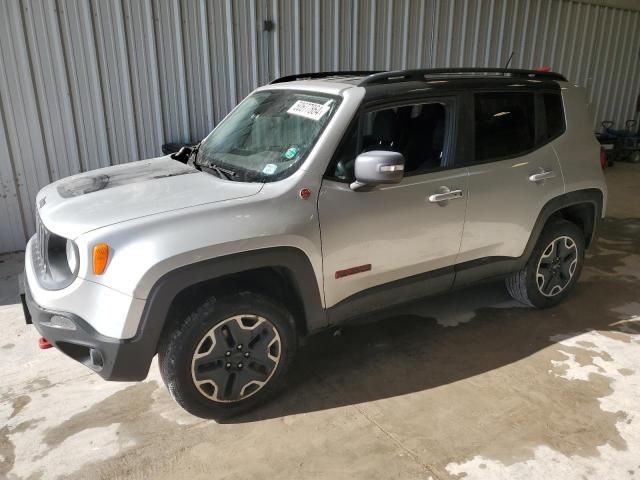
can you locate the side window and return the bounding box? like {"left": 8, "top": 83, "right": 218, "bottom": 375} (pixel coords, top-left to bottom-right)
{"left": 331, "top": 102, "right": 448, "bottom": 181}
{"left": 474, "top": 93, "right": 535, "bottom": 162}
{"left": 543, "top": 93, "right": 565, "bottom": 141}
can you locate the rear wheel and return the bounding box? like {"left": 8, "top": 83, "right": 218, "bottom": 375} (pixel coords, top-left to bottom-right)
{"left": 506, "top": 220, "right": 585, "bottom": 308}
{"left": 159, "top": 292, "right": 296, "bottom": 419}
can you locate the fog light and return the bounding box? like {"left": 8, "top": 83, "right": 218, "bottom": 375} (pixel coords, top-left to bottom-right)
{"left": 43, "top": 315, "right": 76, "bottom": 331}
{"left": 90, "top": 348, "right": 104, "bottom": 368}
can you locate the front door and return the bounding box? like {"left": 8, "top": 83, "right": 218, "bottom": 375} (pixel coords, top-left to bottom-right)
{"left": 318, "top": 98, "right": 468, "bottom": 319}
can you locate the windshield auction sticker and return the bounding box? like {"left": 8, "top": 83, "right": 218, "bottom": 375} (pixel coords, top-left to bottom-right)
{"left": 287, "top": 100, "right": 330, "bottom": 121}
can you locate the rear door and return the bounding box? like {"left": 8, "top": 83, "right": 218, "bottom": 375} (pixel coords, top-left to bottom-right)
{"left": 318, "top": 96, "right": 469, "bottom": 317}
{"left": 455, "top": 90, "right": 565, "bottom": 282}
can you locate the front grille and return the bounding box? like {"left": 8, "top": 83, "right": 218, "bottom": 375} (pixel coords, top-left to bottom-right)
{"left": 33, "top": 212, "right": 50, "bottom": 275}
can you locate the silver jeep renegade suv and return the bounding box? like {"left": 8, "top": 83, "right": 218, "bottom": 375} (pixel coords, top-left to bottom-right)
{"left": 22, "top": 68, "right": 607, "bottom": 418}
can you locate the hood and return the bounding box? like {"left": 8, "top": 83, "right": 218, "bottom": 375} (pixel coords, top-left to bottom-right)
{"left": 36, "top": 157, "right": 264, "bottom": 239}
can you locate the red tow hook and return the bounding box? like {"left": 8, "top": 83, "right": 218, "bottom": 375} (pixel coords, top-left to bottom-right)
{"left": 38, "top": 337, "right": 53, "bottom": 349}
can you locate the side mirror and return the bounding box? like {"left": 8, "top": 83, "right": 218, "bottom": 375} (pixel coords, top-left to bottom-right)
{"left": 171, "top": 146, "right": 193, "bottom": 163}
{"left": 350, "top": 151, "right": 405, "bottom": 191}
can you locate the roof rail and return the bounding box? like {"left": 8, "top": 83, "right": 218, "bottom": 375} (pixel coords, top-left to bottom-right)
{"left": 270, "top": 71, "right": 383, "bottom": 84}
{"left": 358, "top": 68, "right": 567, "bottom": 86}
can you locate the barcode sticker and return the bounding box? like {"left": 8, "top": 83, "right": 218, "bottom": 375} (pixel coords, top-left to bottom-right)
{"left": 287, "top": 100, "right": 330, "bottom": 121}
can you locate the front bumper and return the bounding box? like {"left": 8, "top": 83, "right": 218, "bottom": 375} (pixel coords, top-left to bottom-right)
{"left": 21, "top": 276, "right": 152, "bottom": 381}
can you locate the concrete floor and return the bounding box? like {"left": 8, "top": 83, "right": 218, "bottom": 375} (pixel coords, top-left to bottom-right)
{"left": 1, "top": 164, "right": 639, "bottom": 480}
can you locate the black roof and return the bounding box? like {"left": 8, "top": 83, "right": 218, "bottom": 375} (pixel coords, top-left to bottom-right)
{"left": 269, "top": 68, "right": 565, "bottom": 100}
{"left": 358, "top": 68, "right": 566, "bottom": 84}
{"left": 269, "top": 70, "right": 383, "bottom": 85}
{"left": 270, "top": 68, "right": 566, "bottom": 91}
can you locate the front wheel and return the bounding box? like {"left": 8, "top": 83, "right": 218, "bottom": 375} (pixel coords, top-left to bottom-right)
{"left": 506, "top": 220, "right": 585, "bottom": 308}
{"left": 159, "top": 292, "right": 297, "bottom": 419}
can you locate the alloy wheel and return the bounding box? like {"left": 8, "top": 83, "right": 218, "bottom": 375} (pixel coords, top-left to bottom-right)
{"left": 191, "top": 315, "right": 281, "bottom": 402}
{"left": 536, "top": 235, "right": 579, "bottom": 297}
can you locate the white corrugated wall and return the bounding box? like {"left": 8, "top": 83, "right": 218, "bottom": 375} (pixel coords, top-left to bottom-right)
{"left": 0, "top": 0, "right": 639, "bottom": 253}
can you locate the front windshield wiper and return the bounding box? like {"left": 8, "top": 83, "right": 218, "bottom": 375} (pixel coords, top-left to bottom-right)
{"left": 190, "top": 144, "right": 236, "bottom": 180}
{"left": 201, "top": 163, "right": 237, "bottom": 181}
{"left": 189, "top": 142, "right": 202, "bottom": 165}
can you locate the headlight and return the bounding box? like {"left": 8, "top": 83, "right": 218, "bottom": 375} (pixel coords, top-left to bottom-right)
{"left": 65, "top": 239, "right": 78, "bottom": 273}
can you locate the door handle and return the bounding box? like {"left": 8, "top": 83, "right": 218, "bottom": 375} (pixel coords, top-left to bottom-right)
{"left": 528, "top": 170, "right": 556, "bottom": 182}
{"left": 428, "top": 189, "right": 464, "bottom": 203}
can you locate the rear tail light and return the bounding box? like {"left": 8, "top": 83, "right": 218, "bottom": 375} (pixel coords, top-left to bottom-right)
{"left": 600, "top": 149, "right": 606, "bottom": 169}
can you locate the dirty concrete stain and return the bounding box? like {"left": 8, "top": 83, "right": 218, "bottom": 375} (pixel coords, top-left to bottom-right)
{"left": 1, "top": 397, "right": 45, "bottom": 478}
{"left": 585, "top": 218, "right": 640, "bottom": 282}
{"left": 43, "top": 381, "right": 159, "bottom": 448}
{"left": 446, "top": 326, "right": 640, "bottom": 479}
{"left": 1, "top": 343, "right": 14, "bottom": 350}
{"left": 11, "top": 419, "right": 46, "bottom": 435}
{"left": 66, "top": 415, "right": 421, "bottom": 480}
{"left": 0, "top": 389, "right": 12, "bottom": 405}
{"left": 0, "top": 417, "right": 47, "bottom": 480}
{"left": 599, "top": 330, "right": 635, "bottom": 343}
{"left": 21, "top": 471, "right": 44, "bottom": 480}
{"left": 27, "top": 378, "right": 51, "bottom": 390}
{"left": 391, "top": 325, "right": 627, "bottom": 469}
{"left": 61, "top": 398, "right": 215, "bottom": 480}
{"left": 554, "top": 344, "right": 613, "bottom": 369}
{"left": 1, "top": 378, "right": 54, "bottom": 405}
{"left": 56, "top": 373, "right": 425, "bottom": 480}
{"left": 254, "top": 287, "right": 634, "bottom": 477}
{"left": 332, "top": 221, "right": 640, "bottom": 477}
{"left": 439, "top": 218, "right": 640, "bottom": 478}
{"left": 0, "top": 426, "right": 15, "bottom": 479}
{"left": 9, "top": 395, "right": 31, "bottom": 419}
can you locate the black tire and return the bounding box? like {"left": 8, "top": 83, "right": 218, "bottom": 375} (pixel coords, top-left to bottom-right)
{"left": 158, "top": 292, "right": 297, "bottom": 419}
{"left": 506, "top": 220, "right": 585, "bottom": 308}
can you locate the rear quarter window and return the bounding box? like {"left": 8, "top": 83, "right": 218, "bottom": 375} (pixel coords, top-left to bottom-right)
{"left": 474, "top": 92, "right": 535, "bottom": 163}
{"left": 543, "top": 93, "right": 566, "bottom": 141}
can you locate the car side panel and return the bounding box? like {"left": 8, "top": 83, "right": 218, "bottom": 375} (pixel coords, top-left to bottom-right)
{"left": 553, "top": 83, "right": 607, "bottom": 214}
{"left": 457, "top": 142, "right": 565, "bottom": 263}
{"left": 454, "top": 188, "right": 603, "bottom": 288}
{"left": 76, "top": 170, "right": 323, "bottom": 299}
{"left": 133, "top": 247, "right": 327, "bottom": 367}
{"left": 319, "top": 168, "right": 469, "bottom": 309}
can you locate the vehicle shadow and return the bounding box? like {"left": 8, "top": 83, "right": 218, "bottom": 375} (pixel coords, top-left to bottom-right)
{"left": 227, "top": 217, "right": 640, "bottom": 424}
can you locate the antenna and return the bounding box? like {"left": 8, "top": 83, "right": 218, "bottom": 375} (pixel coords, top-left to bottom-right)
{"left": 504, "top": 51, "right": 515, "bottom": 69}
